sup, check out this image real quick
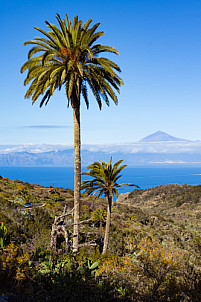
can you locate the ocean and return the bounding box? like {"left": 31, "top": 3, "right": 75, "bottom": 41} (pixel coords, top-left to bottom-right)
{"left": 1, "top": 165, "right": 201, "bottom": 195}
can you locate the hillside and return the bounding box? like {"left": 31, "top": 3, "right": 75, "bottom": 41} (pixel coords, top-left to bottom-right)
{"left": 117, "top": 184, "right": 201, "bottom": 255}
{"left": 0, "top": 177, "right": 201, "bottom": 301}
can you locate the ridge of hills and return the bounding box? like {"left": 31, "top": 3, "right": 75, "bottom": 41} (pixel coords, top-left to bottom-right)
{"left": 117, "top": 184, "right": 201, "bottom": 236}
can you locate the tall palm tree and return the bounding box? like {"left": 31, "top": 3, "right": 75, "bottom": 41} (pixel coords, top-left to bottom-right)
{"left": 81, "top": 158, "right": 139, "bottom": 254}
{"left": 20, "top": 14, "right": 123, "bottom": 253}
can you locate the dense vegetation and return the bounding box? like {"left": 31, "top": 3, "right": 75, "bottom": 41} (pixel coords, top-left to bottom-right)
{"left": 0, "top": 177, "right": 201, "bottom": 301}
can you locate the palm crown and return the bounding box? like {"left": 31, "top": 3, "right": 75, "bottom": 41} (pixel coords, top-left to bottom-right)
{"left": 20, "top": 14, "right": 123, "bottom": 109}
{"left": 82, "top": 158, "right": 138, "bottom": 199}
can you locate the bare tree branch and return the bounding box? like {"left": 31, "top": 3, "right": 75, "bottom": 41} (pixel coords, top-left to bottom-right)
{"left": 62, "top": 225, "right": 71, "bottom": 253}
{"left": 66, "top": 219, "right": 93, "bottom": 227}
{"left": 78, "top": 241, "right": 97, "bottom": 248}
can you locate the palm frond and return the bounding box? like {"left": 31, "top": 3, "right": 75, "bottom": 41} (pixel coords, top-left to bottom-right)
{"left": 28, "top": 46, "right": 47, "bottom": 59}
{"left": 81, "top": 82, "right": 89, "bottom": 109}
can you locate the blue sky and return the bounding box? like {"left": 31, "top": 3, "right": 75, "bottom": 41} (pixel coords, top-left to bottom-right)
{"left": 1, "top": 0, "right": 201, "bottom": 145}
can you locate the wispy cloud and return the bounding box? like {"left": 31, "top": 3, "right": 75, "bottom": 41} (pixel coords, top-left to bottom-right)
{"left": 1, "top": 144, "right": 73, "bottom": 154}
{"left": 82, "top": 141, "right": 201, "bottom": 154}
{"left": 21, "top": 125, "right": 72, "bottom": 129}
{"left": 2, "top": 141, "right": 201, "bottom": 155}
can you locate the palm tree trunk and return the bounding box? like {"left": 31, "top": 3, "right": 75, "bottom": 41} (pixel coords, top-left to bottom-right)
{"left": 72, "top": 99, "right": 81, "bottom": 253}
{"left": 100, "top": 221, "right": 103, "bottom": 234}
{"left": 102, "top": 193, "right": 112, "bottom": 255}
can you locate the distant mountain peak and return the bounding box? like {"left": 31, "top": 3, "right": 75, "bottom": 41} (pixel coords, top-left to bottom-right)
{"left": 138, "top": 131, "right": 190, "bottom": 143}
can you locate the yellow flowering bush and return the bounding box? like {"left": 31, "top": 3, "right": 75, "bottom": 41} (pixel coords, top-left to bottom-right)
{"left": 96, "top": 236, "right": 189, "bottom": 300}
{"left": 0, "top": 242, "right": 31, "bottom": 283}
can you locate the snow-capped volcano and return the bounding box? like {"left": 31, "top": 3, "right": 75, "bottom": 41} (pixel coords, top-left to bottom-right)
{"left": 138, "top": 131, "right": 190, "bottom": 143}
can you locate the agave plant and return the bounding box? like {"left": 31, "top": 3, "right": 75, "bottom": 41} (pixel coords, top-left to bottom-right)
{"left": 0, "top": 222, "right": 7, "bottom": 249}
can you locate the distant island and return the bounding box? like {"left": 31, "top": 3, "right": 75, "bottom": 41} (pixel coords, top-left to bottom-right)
{"left": 1, "top": 131, "right": 201, "bottom": 166}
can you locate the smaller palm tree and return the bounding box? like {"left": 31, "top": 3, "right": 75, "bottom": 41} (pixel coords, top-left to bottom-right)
{"left": 81, "top": 158, "right": 139, "bottom": 254}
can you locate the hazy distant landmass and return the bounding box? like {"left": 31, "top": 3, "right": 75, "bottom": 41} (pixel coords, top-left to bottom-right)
{"left": 1, "top": 131, "right": 201, "bottom": 166}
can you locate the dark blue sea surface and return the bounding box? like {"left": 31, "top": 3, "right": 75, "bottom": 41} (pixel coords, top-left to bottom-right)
{"left": 1, "top": 166, "right": 201, "bottom": 195}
